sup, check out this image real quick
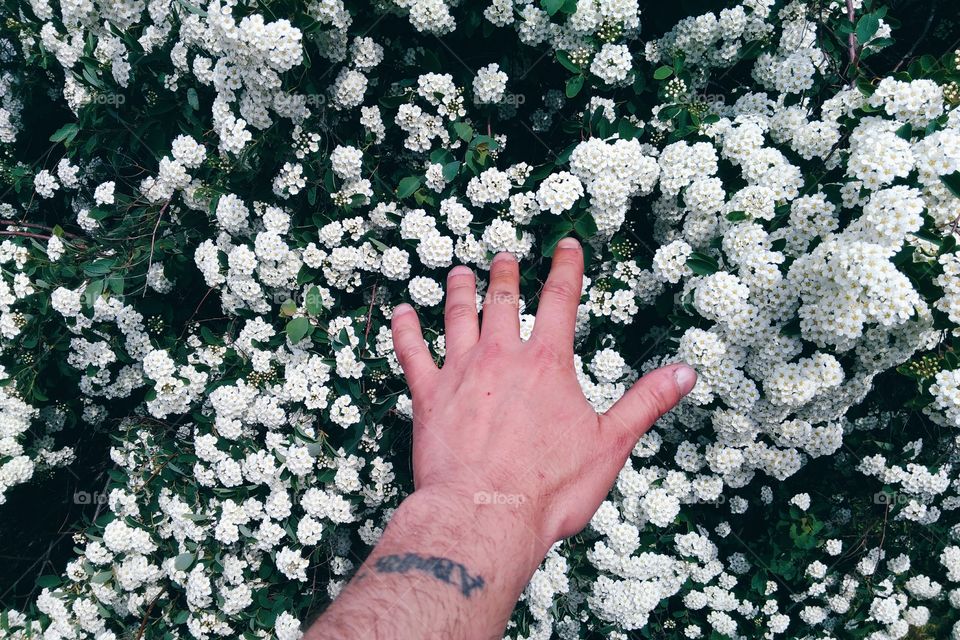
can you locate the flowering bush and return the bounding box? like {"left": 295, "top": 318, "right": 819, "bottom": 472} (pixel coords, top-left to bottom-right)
{"left": 1, "top": 0, "right": 960, "bottom": 637}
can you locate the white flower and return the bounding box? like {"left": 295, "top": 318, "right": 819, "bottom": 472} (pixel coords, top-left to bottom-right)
{"left": 536, "top": 171, "right": 584, "bottom": 215}
{"left": 94, "top": 181, "right": 115, "bottom": 206}
{"left": 591, "top": 43, "right": 633, "bottom": 84}
{"left": 408, "top": 276, "right": 444, "bottom": 306}
{"left": 33, "top": 170, "right": 59, "bottom": 198}
{"left": 473, "top": 63, "right": 508, "bottom": 104}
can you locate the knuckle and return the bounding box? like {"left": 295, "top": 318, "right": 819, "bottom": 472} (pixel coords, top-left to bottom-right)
{"left": 489, "top": 260, "right": 516, "bottom": 282}
{"left": 646, "top": 384, "right": 677, "bottom": 420}
{"left": 542, "top": 280, "right": 578, "bottom": 304}
{"left": 478, "top": 340, "right": 505, "bottom": 361}
{"left": 392, "top": 324, "right": 415, "bottom": 343}
{"left": 531, "top": 341, "right": 562, "bottom": 368}
{"left": 486, "top": 289, "right": 517, "bottom": 306}
{"left": 611, "top": 430, "right": 637, "bottom": 457}
{"left": 447, "top": 273, "right": 475, "bottom": 291}
{"left": 445, "top": 302, "right": 476, "bottom": 323}
{"left": 600, "top": 415, "right": 639, "bottom": 455}
{"left": 397, "top": 344, "right": 425, "bottom": 364}
{"left": 553, "top": 252, "right": 581, "bottom": 267}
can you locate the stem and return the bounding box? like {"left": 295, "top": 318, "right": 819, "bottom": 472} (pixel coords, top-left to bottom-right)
{"left": 893, "top": 0, "right": 938, "bottom": 73}
{"left": 0, "top": 230, "right": 53, "bottom": 242}
{"left": 143, "top": 199, "right": 171, "bottom": 297}
{"left": 0, "top": 219, "right": 80, "bottom": 238}
{"left": 846, "top": 0, "right": 858, "bottom": 76}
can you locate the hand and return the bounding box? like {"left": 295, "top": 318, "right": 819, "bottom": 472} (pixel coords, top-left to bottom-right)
{"left": 309, "top": 238, "right": 696, "bottom": 640}
{"left": 391, "top": 237, "right": 697, "bottom": 547}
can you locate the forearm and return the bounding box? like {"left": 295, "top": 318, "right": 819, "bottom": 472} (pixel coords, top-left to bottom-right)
{"left": 306, "top": 486, "right": 551, "bottom": 640}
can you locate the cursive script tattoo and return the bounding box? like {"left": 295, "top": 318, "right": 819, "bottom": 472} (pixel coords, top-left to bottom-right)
{"left": 373, "top": 553, "right": 486, "bottom": 598}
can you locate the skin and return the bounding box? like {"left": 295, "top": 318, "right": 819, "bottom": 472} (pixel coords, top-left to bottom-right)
{"left": 306, "top": 237, "right": 697, "bottom": 640}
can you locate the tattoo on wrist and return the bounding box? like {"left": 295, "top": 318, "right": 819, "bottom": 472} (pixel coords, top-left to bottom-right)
{"left": 373, "top": 553, "right": 485, "bottom": 598}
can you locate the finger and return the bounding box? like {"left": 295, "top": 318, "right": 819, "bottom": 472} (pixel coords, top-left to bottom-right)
{"left": 530, "top": 237, "right": 583, "bottom": 350}
{"left": 481, "top": 252, "right": 520, "bottom": 340}
{"left": 391, "top": 303, "right": 438, "bottom": 393}
{"left": 443, "top": 265, "right": 479, "bottom": 363}
{"left": 601, "top": 364, "right": 697, "bottom": 454}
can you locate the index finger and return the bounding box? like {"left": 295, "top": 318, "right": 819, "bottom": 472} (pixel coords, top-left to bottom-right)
{"left": 530, "top": 237, "right": 583, "bottom": 350}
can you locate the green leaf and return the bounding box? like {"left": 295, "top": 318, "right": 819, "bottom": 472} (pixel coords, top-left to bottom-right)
{"left": 83, "top": 258, "right": 117, "bottom": 276}
{"left": 726, "top": 211, "right": 748, "bottom": 222}
{"left": 197, "top": 326, "right": 221, "bottom": 347}
{"left": 91, "top": 570, "right": 113, "bottom": 584}
{"left": 106, "top": 274, "right": 124, "bottom": 295}
{"left": 574, "top": 214, "right": 597, "bottom": 239}
{"left": 49, "top": 123, "right": 80, "bottom": 145}
{"left": 541, "top": 0, "right": 564, "bottom": 15}
{"left": 187, "top": 87, "right": 199, "bottom": 110}
{"left": 469, "top": 135, "right": 499, "bottom": 151}
{"left": 396, "top": 176, "right": 421, "bottom": 199}
{"left": 441, "top": 161, "right": 461, "bottom": 182}
{"left": 653, "top": 66, "right": 674, "bottom": 80}
{"left": 280, "top": 298, "right": 297, "bottom": 317}
{"left": 658, "top": 105, "right": 683, "bottom": 121}
{"left": 286, "top": 317, "right": 313, "bottom": 343}
{"left": 35, "top": 575, "right": 61, "bottom": 588}
{"left": 556, "top": 50, "right": 581, "bottom": 73}
{"left": 174, "top": 553, "right": 195, "bottom": 571}
{"left": 941, "top": 171, "right": 960, "bottom": 199}
{"left": 856, "top": 13, "right": 880, "bottom": 45}
{"left": 542, "top": 220, "right": 575, "bottom": 257}
{"left": 453, "top": 122, "right": 473, "bottom": 141}
{"left": 565, "top": 75, "right": 584, "bottom": 99}
{"left": 84, "top": 279, "right": 105, "bottom": 306}
{"left": 686, "top": 252, "right": 719, "bottom": 276}
{"left": 305, "top": 286, "right": 323, "bottom": 316}
{"left": 912, "top": 228, "right": 944, "bottom": 247}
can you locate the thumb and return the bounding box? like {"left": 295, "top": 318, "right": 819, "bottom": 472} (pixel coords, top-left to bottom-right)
{"left": 601, "top": 363, "right": 697, "bottom": 453}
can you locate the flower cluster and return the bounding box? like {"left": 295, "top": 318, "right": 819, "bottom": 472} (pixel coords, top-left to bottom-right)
{"left": 0, "top": 0, "right": 959, "bottom": 639}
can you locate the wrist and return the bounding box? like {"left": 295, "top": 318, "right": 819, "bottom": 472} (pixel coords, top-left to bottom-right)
{"left": 376, "top": 484, "right": 552, "bottom": 592}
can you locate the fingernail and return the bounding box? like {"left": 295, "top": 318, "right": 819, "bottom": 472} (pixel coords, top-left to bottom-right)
{"left": 674, "top": 364, "right": 697, "bottom": 396}
{"left": 557, "top": 237, "right": 580, "bottom": 249}
{"left": 492, "top": 251, "right": 516, "bottom": 263}
{"left": 393, "top": 303, "right": 414, "bottom": 316}
{"left": 448, "top": 265, "right": 473, "bottom": 279}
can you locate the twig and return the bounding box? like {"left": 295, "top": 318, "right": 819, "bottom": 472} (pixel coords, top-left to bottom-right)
{"left": 364, "top": 282, "right": 380, "bottom": 348}
{"left": 0, "top": 230, "right": 53, "bottom": 242}
{"left": 179, "top": 287, "right": 217, "bottom": 340}
{"left": 0, "top": 229, "right": 88, "bottom": 249}
{"left": 143, "top": 199, "right": 171, "bottom": 297}
{"left": 135, "top": 589, "right": 165, "bottom": 640}
{"left": 893, "top": 0, "right": 938, "bottom": 73}
{"left": 0, "top": 219, "right": 80, "bottom": 239}
{"left": 846, "top": 0, "right": 858, "bottom": 73}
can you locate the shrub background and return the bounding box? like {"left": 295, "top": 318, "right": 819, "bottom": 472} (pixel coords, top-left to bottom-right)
{"left": 0, "top": 0, "right": 959, "bottom": 638}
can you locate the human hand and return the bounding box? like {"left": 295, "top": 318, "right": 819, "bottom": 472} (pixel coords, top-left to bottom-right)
{"left": 309, "top": 239, "right": 696, "bottom": 640}
{"left": 391, "top": 237, "right": 697, "bottom": 547}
